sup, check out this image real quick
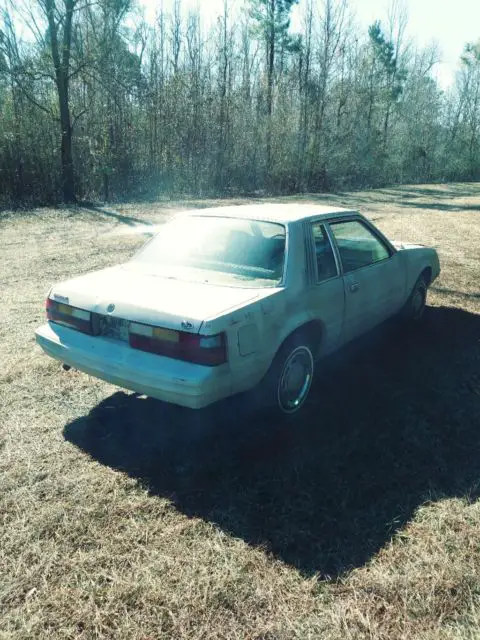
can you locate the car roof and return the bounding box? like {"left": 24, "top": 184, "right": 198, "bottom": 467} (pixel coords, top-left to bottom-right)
{"left": 184, "top": 203, "right": 358, "bottom": 224}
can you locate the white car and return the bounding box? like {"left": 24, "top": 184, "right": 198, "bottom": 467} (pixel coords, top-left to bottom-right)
{"left": 36, "top": 204, "right": 440, "bottom": 416}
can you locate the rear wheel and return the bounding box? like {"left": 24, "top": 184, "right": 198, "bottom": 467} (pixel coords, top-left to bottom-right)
{"left": 402, "top": 274, "right": 428, "bottom": 322}
{"left": 260, "top": 335, "right": 315, "bottom": 417}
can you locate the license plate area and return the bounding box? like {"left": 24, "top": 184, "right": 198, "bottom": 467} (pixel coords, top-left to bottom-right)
{"left": 96, "top": 315, "right": 130, "bottom": 342}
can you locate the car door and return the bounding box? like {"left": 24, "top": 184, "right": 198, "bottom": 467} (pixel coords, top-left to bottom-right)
{"left": 327, "top": 218, "right": 404, "bottom": 342}
{"left": 305, "top": 222, "right": 345, "bottom": 356}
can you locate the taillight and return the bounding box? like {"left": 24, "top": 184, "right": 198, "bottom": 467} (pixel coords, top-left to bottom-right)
{"left": 129, "top": 322, "right": 227, "bottom": 366}
{"left": 46, "top": 298, "right": 93, "bottom": 335}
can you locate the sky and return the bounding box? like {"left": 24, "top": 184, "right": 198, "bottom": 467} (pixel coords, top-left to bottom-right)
{"left": 139, "top": 0, "right": 480, "bottom": 88}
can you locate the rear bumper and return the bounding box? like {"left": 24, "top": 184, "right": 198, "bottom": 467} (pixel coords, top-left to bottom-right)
{"left": 35, "top": 322, "right": 232, "bottom": 409}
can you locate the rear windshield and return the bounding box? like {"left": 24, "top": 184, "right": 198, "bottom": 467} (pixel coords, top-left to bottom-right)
{"left": 132, "top": 215, "right": 286, "bottom": 287}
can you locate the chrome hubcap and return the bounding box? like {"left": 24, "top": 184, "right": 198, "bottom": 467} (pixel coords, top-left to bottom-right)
{"left": 278, "top": 347, "right": 313, "bottom": 414}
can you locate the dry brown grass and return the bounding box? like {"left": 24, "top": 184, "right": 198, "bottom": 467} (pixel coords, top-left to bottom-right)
{"left": 1, "top": 183, "right": 479, "bottom": 639}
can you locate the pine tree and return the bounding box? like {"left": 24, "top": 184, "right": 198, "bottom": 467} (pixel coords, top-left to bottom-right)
{"left": 249, "top": 0, "right": 299, "bottom": 178}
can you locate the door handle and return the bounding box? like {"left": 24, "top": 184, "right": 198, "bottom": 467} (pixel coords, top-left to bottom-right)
{"left": 349, "top": 282, "right": 360, "bottom": 293}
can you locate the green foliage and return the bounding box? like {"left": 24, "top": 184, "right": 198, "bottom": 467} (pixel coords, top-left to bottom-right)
{"left": 368, "top": 21, "right": 396, "bottom": 74}
{"left": 249, "top": 0, "right": 298, "bottom": 35}
{"left": 461, "top": 40, "right": 480, "bottom": 67}
{"left": 368, "top": 20, "right": 407, "bottom": 101}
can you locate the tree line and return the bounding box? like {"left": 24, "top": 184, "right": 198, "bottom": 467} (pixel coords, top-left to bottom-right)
{"left": 0, "top": 0, "right": 479, "bottom": 205}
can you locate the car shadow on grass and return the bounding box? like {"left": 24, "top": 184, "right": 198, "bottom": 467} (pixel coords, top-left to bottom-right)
{"left": 64, "top": 306, "right": 480, "bottom": 578}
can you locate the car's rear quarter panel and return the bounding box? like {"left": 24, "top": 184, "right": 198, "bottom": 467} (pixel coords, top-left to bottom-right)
{"left": 200, "top": 291, "right": 288, "bottom": 396}
{"left": 400, "top": 246, "right": 441, "bottom": 296}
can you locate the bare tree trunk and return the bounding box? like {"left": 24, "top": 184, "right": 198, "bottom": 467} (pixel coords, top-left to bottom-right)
{"left": 298, "top": 0, "right": 313, "bottom": 189}
{"left": 44, "top": 0, "right": 76, "bottom": 203}
{"left": 216, "top": 0, "right": 230, "bottom": 190}
{"left": 266, "top": 0, "right": 275, "bottom": 177}
{"left": 172, "top": 0, "right": 181, "bottom": 75}
{"left": 2, "top": 12, "right": 25, "bottom": 199}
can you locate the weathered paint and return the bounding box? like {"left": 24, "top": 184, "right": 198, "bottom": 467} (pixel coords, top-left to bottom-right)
{"left": 36, "top": 206, "right": 441, "bottom": 409}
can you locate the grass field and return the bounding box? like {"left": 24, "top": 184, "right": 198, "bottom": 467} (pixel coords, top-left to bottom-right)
{"left": 1, "top": 183, "right": 479, "bottom": 639}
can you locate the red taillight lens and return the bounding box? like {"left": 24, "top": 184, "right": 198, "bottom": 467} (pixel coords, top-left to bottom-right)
{"left": 129, "top": 322, "right": 227, "bottom": 366}
{"left": 46, "top": 298, "right": 93, "bottom": 335}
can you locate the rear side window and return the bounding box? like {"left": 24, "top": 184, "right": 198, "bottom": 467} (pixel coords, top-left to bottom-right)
{"left": 311, "top": 223, "right": 338, "bottom": 282}
{"left": 330, "top": 220, "right": 391, "bottom": 273}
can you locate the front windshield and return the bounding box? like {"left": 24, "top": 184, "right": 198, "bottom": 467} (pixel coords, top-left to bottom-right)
{"left": 131, "top": 215, "right": 286, "bottom": 287}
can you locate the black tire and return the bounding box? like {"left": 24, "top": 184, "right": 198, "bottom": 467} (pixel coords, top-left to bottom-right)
{"left": 258, "top": 334, "right": 315, "bottom": 417}
{"left": 401, "top": 274, "right": 428, "bottom": 323}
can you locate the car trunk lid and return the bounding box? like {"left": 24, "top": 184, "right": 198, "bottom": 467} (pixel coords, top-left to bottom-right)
{"left": 50, "top": 264, "right": 262, "bottom": 334}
